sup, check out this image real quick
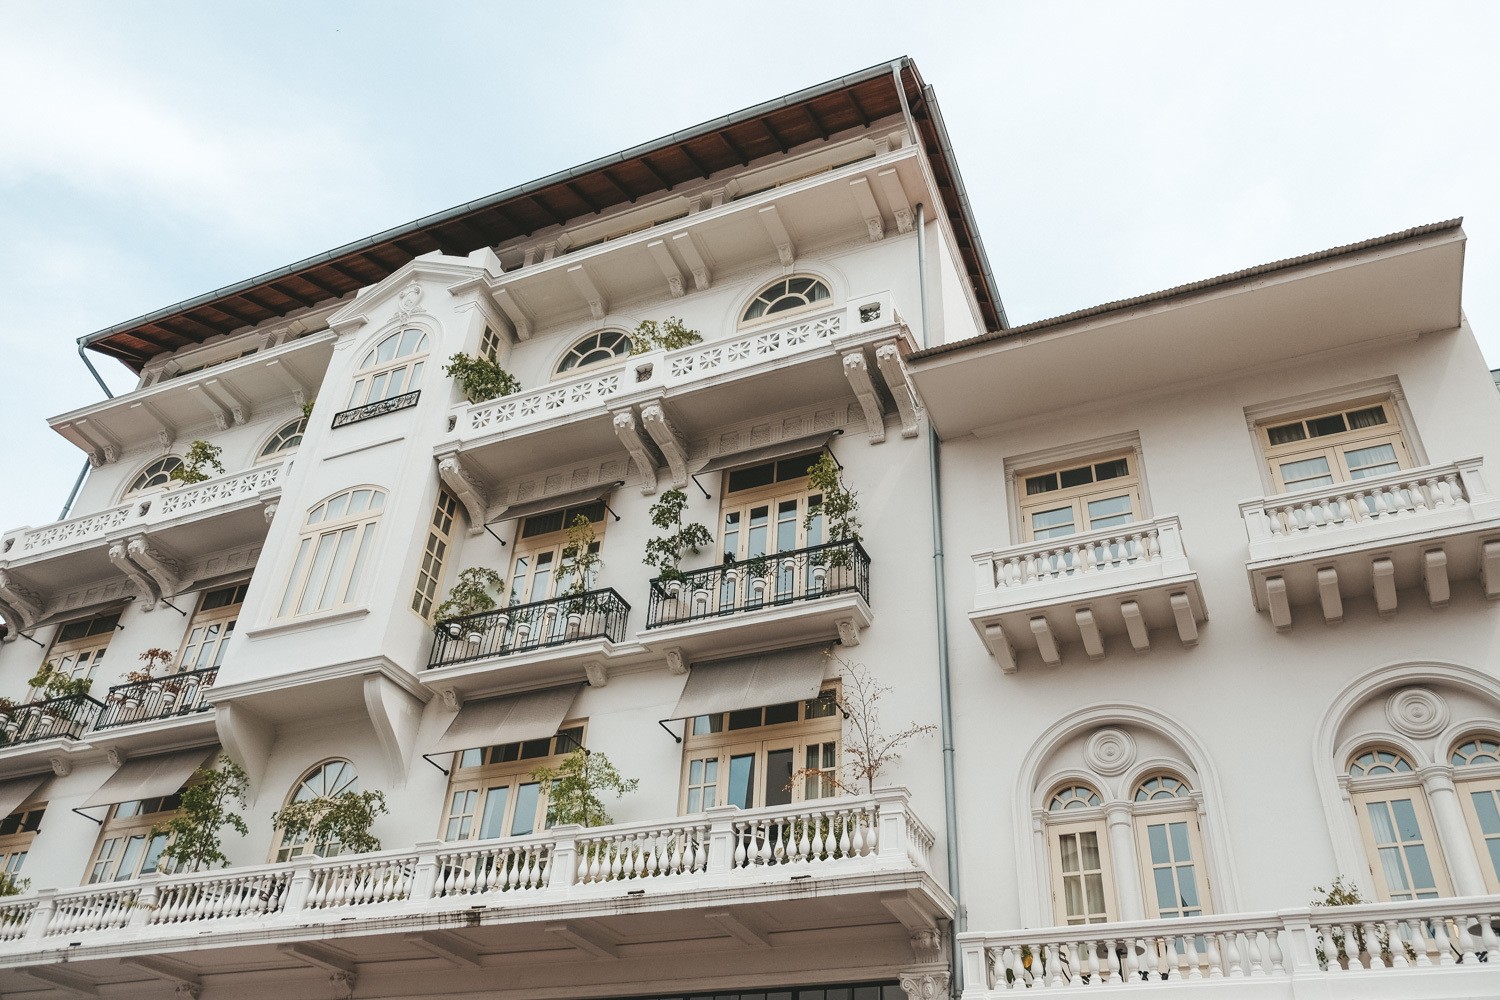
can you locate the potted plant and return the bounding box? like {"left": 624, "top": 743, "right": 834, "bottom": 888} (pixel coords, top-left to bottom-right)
{"left": 154, "top": 756, "right": 250, "bottom": 873}
{"left": 443, "top": 353, "right": 521, "bottom": 404}
{"left": 168, "top": 440, "right": 226, "bottom": 485}
{"left": 272, "top": 788, "right": 389, "bottom": 857}
{"left": 629, "top": 316, "right": 703, "bottom": 354}
{"left": 643, "top": 489, "right": 713, "bottom": 607}
{"left": 805, "top": 453, "right": 861, "bottom": 578}
{"left": 530, "top": 747, "right": 638, "bottom": 828}
{"left": 436, "top": 567, "right": 505, "bottom": 644}
{"left": 0, "top": 696, "right": 18, "bottom": 741}
{"left": 560, "top": 515, "right": 605, "bottom": 635}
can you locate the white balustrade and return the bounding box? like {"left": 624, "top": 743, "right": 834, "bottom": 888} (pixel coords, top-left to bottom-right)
{"left": 730, "top": 798, "right": 881, "bottom": 868}
{"left": 574, "top": 819, "right": 711, "bottom": 884}
{"left": 663, "top": 310, "right": 842, "bottom": 384}
{"left": 44, "top": 885, "right": 140, "bottom": 936}
{"left": 154, "top": 463, "right": 285, "bottom": 517}
{"left": 974, "top": 515, "right": 1191, "bottom": 609}
{"left": 6, "top": 503, "right": 133, "bottom": 556}
{"left": 0, "top": 900, "right": 36, "bottom": 941}
{"left": 434, "top": 840, "right": 552, "bottom": 896}
{"left": 149, "top": 868, "right": 290, "bottom": 924}
{"left": 303, "top": 853, "right": 418, "bottom": 909}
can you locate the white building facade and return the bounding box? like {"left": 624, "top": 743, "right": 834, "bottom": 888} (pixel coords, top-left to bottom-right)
{"left": 1, "top": 58, "right": 1498, "bottom": 1000}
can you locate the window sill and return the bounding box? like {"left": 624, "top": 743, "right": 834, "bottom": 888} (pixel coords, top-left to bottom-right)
{"left": 242, "top": 606, "right": 370, "bottom": 640}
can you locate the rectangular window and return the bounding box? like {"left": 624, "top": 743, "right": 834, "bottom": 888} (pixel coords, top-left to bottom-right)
{"left": 1049, "top": 820, "right": 1115, "bottom": 924}
{"left": 1352, "top": 789, "right": 1451, "bottom": 901}
{"left": 0, "top": 806, "right": 44, "bottom": 878}
{"left": 1257, "top": 399, "right": 1410, "bottom": 493}
{"left": 1017, "top": 453, "right": 1141, "bottom": 542}
{"left": 86, "top": 795, "right": 181, "bottom": 884}
{"left": 440, "top": 726, "right": 585, "bottom": 841}
{"left": 37, "top": 611, "right": 119, "bottom": 700}
{"left": 412, "top": 491, "right": 460, "bottom": 620}
{"left": 509, "top": 504, "right": 606, "bottom": 606}
{"left": 680, "top": 688, "right": 841, "bottom": 813}
{"left": 176, "top": 583, "right": 247, "bottom": 673}
{"left": 1459, "top": 777, "right": 1500, "bottom": 893}
{"left": 1134, "top": 809, "right": 1211, "bottom": 919}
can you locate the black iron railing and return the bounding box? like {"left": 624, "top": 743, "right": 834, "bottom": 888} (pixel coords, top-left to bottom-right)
{"left": 0, "top": 695, "right": 105, "bottom": 747}
{"left": 428, "top": 588, "right": 631, "bottom": 669}
{"left": 645, "top": 538, "right": 871, "bottom": 629}
{"left": 331, "top": 390, "right": 420, "bottom": 428}
{"left": 93, "top": 666, "right": 219, "bottom": 731}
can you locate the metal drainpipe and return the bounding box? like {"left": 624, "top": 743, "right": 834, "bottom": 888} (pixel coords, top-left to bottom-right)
{"left": 916, "top": 202, "right": 965, "bottom": 988}
{"left": 59, "top": 345, "right": 116, "bottom": 519}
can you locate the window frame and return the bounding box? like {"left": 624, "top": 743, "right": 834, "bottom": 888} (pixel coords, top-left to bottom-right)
{"left": 411, "top": 490, "right": 461, "bottom": 621}
{"left": 123, "top": 456, "right": 185, "bottom": 500}
{"left": 175, "top": 583, "right": 247, "bottom": 674}
{"left": 1046, "top": 814, "right": 1117, "bottom": 925}
{"left": 552, "top": 330, "right": 633, "bottom": 379}
{"left": 258, "top": 416, "right": 308, "bottom": 463}
{"left": 1015, "top": 451, "right": 1142, "bottom": 543}
{"left": 1450, "top": 735, "right": 1500, "bottom": 894}
{"left": 0, "top": 805, "right": 44, "bottom": 879}
{"left": 85, "top": 794, "right": 180, "bottom": 884}
{"left": 347, "top": 328, "right": 430, "bottom": 409}
{"left": 1254, "top": 397, "right": 1412, "bottom": 495}
{"left": 507, "top": 502, "right": 608, "bottom": 606}
{"left": 439, "top": 725, "right": 586, "bottom": 842}
{"left": 37, "top": 612, "right": 119, "bottom": 700}
{"left": 1133, "top": 805, "right": 1212, "bottom": 920}
{"left": 270, "top": 759, "right": 360, "bottom": 863}
{"left": 275, "top": 487, "right": 386, "bottom": 620}
{"left": 738, "top": 276, "right": 834, "bottom": 327}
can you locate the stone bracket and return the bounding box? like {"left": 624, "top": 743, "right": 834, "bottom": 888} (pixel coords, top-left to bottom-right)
{"left": 875, "top": 342, "right": 922, "bottom": 439}
{"left": 0, "top": 569, "right": 44, "bottom": 631}
{"left": 127, "top": 534, "right": 182, "bottom": 600}
{"left": 436, "top": 451, "right": 491, "bottom": 536}
{"left": 849, "top": 176, "right": 885, "bottom": 242}
{"left": 671, "top": 232, "right": 711, "bottom": 290}
{"left": 647, "top": 240, "right": 686, "bottom": 298}
{"left": 109, "top": 537, "right": 163, "bottom": 610}
{"left": 566, "top": 264, "right": 607, "bottom": 321}
{"left": 612, "top": 409, "right": 660, "bottom": 496}
{"left": 841, "top": 351, "right": 887, "bottom": 444}
{"left": 758, "top": 204, "right": 795, "bottom": 268}
{"left": 641, "top": 401, "right": 689, "bottom": 490}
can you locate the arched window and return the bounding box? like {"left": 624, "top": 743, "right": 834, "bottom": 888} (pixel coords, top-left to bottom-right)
{"left": 740, "top": 276, "right": 832, "bottom": 325}
{"left": 348, "top": 329, "right": 428, "bottom": 408}
{"left": 272, "top": 760, "right": 359, "bottom": 861}
{"left": 1451, "top": 735, "right": 1500, "bottom": 893}
{"left": 276, "top": 488, "right": 386, "bottom": 618}
{"left": 124, "top": 457, "right": 183, "bottom": 498}
{"left": 1042, "top": 782, "right": 1112, "bottom": 925}
{"left": 1131, "top": 774, "right": 1206, "bottom": 920}
{"left": 1344, "top": 746, "right": 1449, "bottom": 901}
{"left": 555, "top": 330, "right": 632, "bottom": 377}
{"left": 1048, "top": 785, "right": 1102, "bottom": 811}
{"left": 1135, "top": 775, "right": 1191, "bottom": 802}
{"left": 259, "top": 417, "right": 308, "bottom": 461}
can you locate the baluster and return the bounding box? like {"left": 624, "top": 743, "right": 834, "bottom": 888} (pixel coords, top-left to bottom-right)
{"left": 733, "top": 826, "right": 748, "bottom": 867}
{"left": 1007, "top": 944, "right": 1027, "bottom": 989}
{"left": 1267, "top": 928, "right": 1287, "bottom": 975}
{"left": 1382, "top": 919, "right": 1407, "bottom": 968}
{"left": 1223, "top": 931, "right": 1243, "bottom": 977}
{"left": 1453, "top": 917, "right": 1478, "bottom": 965}
{"left": 1430, "top": 915, "right": 1455, "bottom": 965}
{"left": 1362, "top": 921, "right": 1386, "bottom": 969}
{"left": 1477, "top": 912, "right": 1499, "bottom": 959}
{"left": 1204, "top": 932, "right": 1223, "bottom": 978}
{"left": 1121, "top": 939, "right": 1139, "bottom": 983}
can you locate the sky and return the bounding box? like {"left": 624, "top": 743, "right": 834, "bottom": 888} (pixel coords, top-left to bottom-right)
{"left": 2, "top": 2, "right": 1498, "bottom": 532}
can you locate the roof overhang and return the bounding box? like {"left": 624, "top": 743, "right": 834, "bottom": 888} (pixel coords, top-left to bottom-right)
{"left": 908, "top": 221, "right": 1467, "bottom": 438}
{"left": 82, "top": 57, "right": 1005, "bottom": 371}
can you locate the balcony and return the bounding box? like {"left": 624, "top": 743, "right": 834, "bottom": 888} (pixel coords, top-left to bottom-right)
{"left": 959, "top": 895, "right": 1500, "bottom": 998}
{"left": 1238, "top": 458, "right": 1500, "bottom": 629}
{"left": 0, "top": 789, "right": 948, "bottom": 992}
{"left": 0, "top": 694, "right": 104, "bottom": 749}
{"left": 969, "top": 515, "right": 1206, "bottom": 672}
{"left": 644, "top": 539, "right": 872, "bottom": 659}
{"left": 424, "top": 589, "right": 630, "bottom": 695}
{"left": 439, "top": 293, "right": 922, "bottom": 491}
{"left": 93, "top": 666, "right": 218, "bottom": 733}
{"left": 0, "top": 462, "right": 283, "bottom": 629}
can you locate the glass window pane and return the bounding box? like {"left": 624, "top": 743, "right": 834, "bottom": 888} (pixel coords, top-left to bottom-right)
{"left": 343, "top": 523, "right": 377, "bottom": 603}
{"left": 1153, "top": 867, "right": 1176, "bottom": 909}
{"left": 317, "top": 527, "right": 358, "bottom": 610}
{"left": 1059, "top": 465, "right": 1093, "bottom": 489}
{"left": 1079, "top": 831, "right": 1100, "bottom": 869}
{"left": 1031, "top": 506, "right": 1076, "bottom": 539}
{"left": 1368, "top": 801, "right": 1397, "bottom": 843}
{"left": 1086, "top": 495, "right": 1134, "bottom": 529}
{"left": 1084, "top": 873, "right": 1106, "bottom": 913}
{"left": 1345, "top": 444, "right": 1400, "bottom": 479}
{"left": 1391, "top": 798, "right": 1423, "bottom": 841}
{"left": 479, "top": 786, "right": 510, "bottom": 840}
{"left": 1404, "top": 844, "right": 1437, "bottom": 890}
{"left": 1169, "top": 821, "right": 1192, "bottom": 860}
{"left": 764, "top": 748, "right": 793, "bottom": 807}
{"left": 1347, "top": 405, "right": 1388, "bottom": 429}
{"left": 1147, "top": 823, "right": 1170, "bottom": 864}
{"left": 1472, "top": 789, "right": 1500, "bottom": 834}
{"left": 1178, "top": 866, "right": 1199, "bottom": 906}
{"left": 1266, "top": 421, "right": 1306, "bottom": 446}
{"left": 727, "top": 754, "right": 756, "bottom": 809}
{"left": 297, "top": 532, "right": 341, "bottom": 614}
{"left": 509, "top": 783, "right": 539, "bottom": 836}
{"left": 1378, "top": 845, "right": 1410, "bottom": 890}
{"left": 116, "top": 836, "right": 146, "bottom": 881}
{"left": 1307, "top": 414, "right": 1348, "bottom": 437}
{"left": 1064, "top": 875, "right": 1084, "bottom": 916}
{"left": 1279, "top": 456, "right": 1334, "bottom": 489}
{"left": 278, "top": 538, "right": 312, "bottom": 617}
{"left": 1059, "top": 833, "right": 1080, "bottom": 873}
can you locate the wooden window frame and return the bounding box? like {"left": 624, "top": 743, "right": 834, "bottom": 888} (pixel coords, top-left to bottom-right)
{"left": 1350, "top": 783, "right": 1452, "bottom": 901}
{"left": 176, "top": 583, "right": 247, "bottom": 674}
{"left": 85, "top": 795, "right": 180, "bottom": 884}
{"left": 438, "top": 725, "right": 586, "bottom": 842}
{"left": 739, "top": 276, "right": 833, "bottom": 327}
{"left": 1016, "top": 451, "right": 1142, "bottom": 543}
{"left": 1256, "top": 397, "right": 1412, "bottom": 494}
{"left": 507, "top": 503, "right": 607, "bottom": 606}
{"left": 269, "top": 759, "right": 359, "bottom": 863}
{"left": 0, "top": 806, "right": 44, "bottom": 878}
{"left": 1047, "top": 816, "right": 1117, "bottom": 925}
{"left": 679, "top": 686, "right": 842, "bottom": 813}
{"left": 552, "top": 330, "right": 633, "bottom": 379}
{"left": 347, "top": 329, "right": 429, "bottom": 409}
{"left": 276, "top": 489, "right": 386, "bottom": 619}
{"left": 412, "top": 490, "right": 460, "bottom": 620}
{"left": 1134, "top": 805, "right": 1213, "bottom": 920}
{"left": 37, "top": 613, "right": 118, "bottom": 700}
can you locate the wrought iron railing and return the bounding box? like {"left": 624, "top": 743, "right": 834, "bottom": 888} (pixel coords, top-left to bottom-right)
{"left": 428, "top": 588, "right": 631, "bottom": 669}
{"left": 645, "top": 538, "right": 871, "bottom": 629}
{"left": 93, "top": 666, "right": 219, "bottom": 731}
{"left": 331, "top": 390, "right": 420, "bottom": 428}
{"left": 0, "top": 694, "right": 105, "bottom": 747}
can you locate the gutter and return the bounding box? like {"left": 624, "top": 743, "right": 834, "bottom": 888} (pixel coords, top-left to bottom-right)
{"left": 58, "top": 346, "right": 115, "bottom": 519}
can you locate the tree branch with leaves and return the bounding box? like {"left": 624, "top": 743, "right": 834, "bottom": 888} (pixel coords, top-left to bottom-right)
{"left": 272, "top": 790, "right": 389, "bottom": 857}
{"left": 792, "top": 653, "right": 935, "bottom": 795}
{"left": 154, "top": 756, "right": 249, "bottom": 873}
{"left": 531, "top": 748, "right": 638, "bottom": 828}
{"left": 643, "top": 488, "right": 713, "bottom": 583}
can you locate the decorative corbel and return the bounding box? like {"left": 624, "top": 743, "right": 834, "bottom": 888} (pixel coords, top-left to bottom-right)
{"left": 897, "top": 970, "right": 950, "bottom": 1000}
{"left": 109, "top": 538, "right": 162, "bottom": 610}
{"left": 836, "top": 618, "right": 862, "bottom": 647}
{"left": 204, "top": 378, "right": 251, "bottom": 426}
{"left": 640, "top": 401, "right": 689, "bottom": 489}
{"left": 265, "top": 358, "right": 312, "bottom": 408}
{"left": 848, "top": 177, "right": 885, "bottom": 242}
{"left": 0, "top": 598, "right": 21, "bottom": 641}
{"left": 874, "top": 343, "right": 921, "bottom": 439}
{"left": 258, "top": 486, "right": 282, "bottom": 526}
{"left": 189, "top": 384, "right": 232, "bottom": 431}
{"left": 646, "top": 240, "right": 686, "bottom": 298}
{"left": 105, "top": 747, "right": 127, "bottom": 769}
{"left": 909, "top": 927, "right": 944, "bottom": 963}
{"left": 664, "top": 647, "right": 687, "bottom": 675}
{"left": 566, "top": 264, "right": 607, "bottom": 321}
{"left": 436, "top": 452, "right": 491, "bottom": 536}
{"left": 438, "top": 687, "right": 463, "bottom": 712}
{"left": 50, "top": 755, "right": 73, "bottom": 777}
{"left": 583, "top": 660, "right": 608, "bottom": 688}
{"left": 0, "top": 569, "right": 43, "bottom": 630}
{"left": 612, "top": 410, "right": 659, "bottom": 496}
{"left": 671, "top": 232, "right": 711, "bottom": 290}
{"left": 841, "top": 351, "right": 887, "bottom": 444}
{"left": 876, "top": 168, "right": 915, "bottom": 235}
{"left": 127, "top": 535, "right": 182, "bottom": 600}
{"left": 758, "top": 205, "right": 795, "bottom": 268}
{"left": 129, "top": 401, "right": 178, "bottom": 452}
{"left": 74, "top": 419, "right": 121, "bottom": 466}
{"left": 492, "top": 287, "right": 533, "bottom": 341}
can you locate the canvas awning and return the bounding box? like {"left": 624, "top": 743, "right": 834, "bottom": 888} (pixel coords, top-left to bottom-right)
{"left": 0, "top": 776, "right": 48, "bottom": 819}
{"left": 29, "top": 599, "right": 128, "bottom": 632}
{"left": 432, "top": 684, "right": 582, "bottom": 755}
{"left": 668, "top": 644, "right": 831, "bottom": 721}
{"left": 487, "top": 483, "right": 619, "bottom": 525}
{"left": 82, "top": 746, "right": 218, "bottom": 809}
{"left": 693, "top": 431, "right": 838, "bottom": 478}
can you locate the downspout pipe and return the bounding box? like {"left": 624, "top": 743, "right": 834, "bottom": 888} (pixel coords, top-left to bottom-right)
{"left": 916, "top": 202, "right": 965, "bottom": 988}
{"left": 59, "top": 345, "right": 116, "bottom": 520}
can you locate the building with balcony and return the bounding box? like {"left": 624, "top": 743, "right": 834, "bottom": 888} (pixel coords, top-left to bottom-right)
{"left": 3, "top": 57, "right": 1500, "bottom": 1000}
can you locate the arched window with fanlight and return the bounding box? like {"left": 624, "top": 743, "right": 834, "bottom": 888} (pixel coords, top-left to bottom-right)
{"left": 1131, "top": 773, "right": 1210, "bottom": 921}
{"left": 740, "top": 276, "right": 832, "bottom": 325}
{"left": 1345, "top": 746, "right": 1450, "bottom": 901}
{"left": 1452, "top": 735, "right": 1500, "bottom": 892}
{"left": 124, "top": 456, "right": 184, "bottom": 499}
{"left": 1044, "top": 782, "right": 1114, "bottom": 925}
{"left": 271, "top": 759, "right": 360, "bottom": 861}
{"left": 275, "top": 487, "right": 386, "bottom": 618}
{"left": 348, "top": 329, "right": 429, "bottom": 408}
{"left": 554, "top": 330, "right": 632, "bottom": 378}
{"left": 258, "top": 416, "right": 308, "bottom": 462}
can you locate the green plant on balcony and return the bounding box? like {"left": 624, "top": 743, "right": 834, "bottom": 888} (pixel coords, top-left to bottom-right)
{"left": 0, "top": 870, "right": 29, "bottom": 898}
{"left": 443, "top": 352, "right": 521, "bottom": 404}
{"left": 435, "top": 567, "right": 505, "bottom": 624}
{"left": 629, "top": 316, "right": 702, "bottom": 354}
{"left": 644, "top": 488, "right": 713, "bottom": 589}
{"left": 169, "top": 440, "right": 225, "bottom": 485}
{"left": 560, "top": 515, "right": 605, "bottom": 615}
{"left": 28, "top": 662, "right": 91, "bottom": 701}
{"left": 531, "top": 747, "right": 638, "bottom": 828}
{"left": 154, "top": 756, "right": 249, "bottom": 873}
{"left": 0, "top": 696, "right": 17, "bottom": 742}
{"left": 805, "top": 453, "right": 861, "bottom": 570}
{"left": 273, "top": 789, "right": 389, "bottom": 857}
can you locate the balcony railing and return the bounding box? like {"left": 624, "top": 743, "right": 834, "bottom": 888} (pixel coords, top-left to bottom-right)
{"left": 0, "top": 788, "right": 928, "bottom": 951}
{"left": 93, "top": 666, "right": 219, "bottom": 731}
{"left": 960, "top": 895, "right": 1500, "bottom": 995}
{"left": 646, "top": 539, "right": 871, "bottom": 629}
{"left": 428, "top": 588, "right": 630, "bottom": 669}
{"left": 331, "top": 389, "right": 420, "bottom": 428}
{"left": 0, "top": 694, "right": 105, "bottom": 748}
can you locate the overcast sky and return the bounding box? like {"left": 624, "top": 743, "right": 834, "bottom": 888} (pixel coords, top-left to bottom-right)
{"left": 2, "top": 2, "right": 1498, "bottom": 531}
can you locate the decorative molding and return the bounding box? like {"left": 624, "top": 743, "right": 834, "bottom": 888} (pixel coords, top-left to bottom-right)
{"left": 438, "top": 687, "right": 463, "bottom": 712}
{"left": 50, "top": 755, "right": 73, "bottom": 776}
{"left": 640, "top": 402, "right": 689, "bottom": 490}
{"left": 1386, "top": 686, "right": 1450, "bottom": 738}
{"left": 612, "top": 410, "right": 659, "bottom": 496}
{"left": 583, "top": 660, "right": 608, "bottom": 688}
{"left": 848, "top": 176, "right": 885, "bottom": 242}
{"left": 105, "top": 747, "right": 127, "bottom": 769}
{"left": 0, "top": 569, "right": 44, "bottom": 629}
{"left": 671, "top": 232, "right": 712, "bottom": 290}
{"left": 664, "top": 647, "right": 687, "bottom": 675}
{"left": 395, "top": 282, "right": 423, "bottom": 319}
{"left": 841, "top": 351, "right": 886, "bottom": 444}
{"left": 646, "top": 240, "right": 686, "bottom": 299}
{"left": 875, "top": 342, "right": 922, "bottom": 439}
{"left": 909, "top": 927, "right": 944, "bottom": 963}
{"left": 757, "top": 204, "right": 795, "bottom": 268}
{"left": 897, "top": 970, "right": 949, "bottom": 1000}
{"left": 109, "top": 538, "right": 161, "bottom": 610}
{"left": 436, "top": 453, "right": 491, "bottom": 535}
{"left": 877, "top": 168, "right": 915, "bottom": 234}
{"left": 127, "top": 534, "right": 182, "bottom": 599}
{"left": 1084, "top": 728, "right": 1137, "bottom": 777}
{"left": 836, "top": 618, "right": 862, "bottom": 648}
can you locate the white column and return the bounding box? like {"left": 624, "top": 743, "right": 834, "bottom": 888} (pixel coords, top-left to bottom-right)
{"left": 1420, "top": 766, "right": 1488, "bottom": 896}
{"left": 1105, "top": 802, "right": 1146, "bottom": 921}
